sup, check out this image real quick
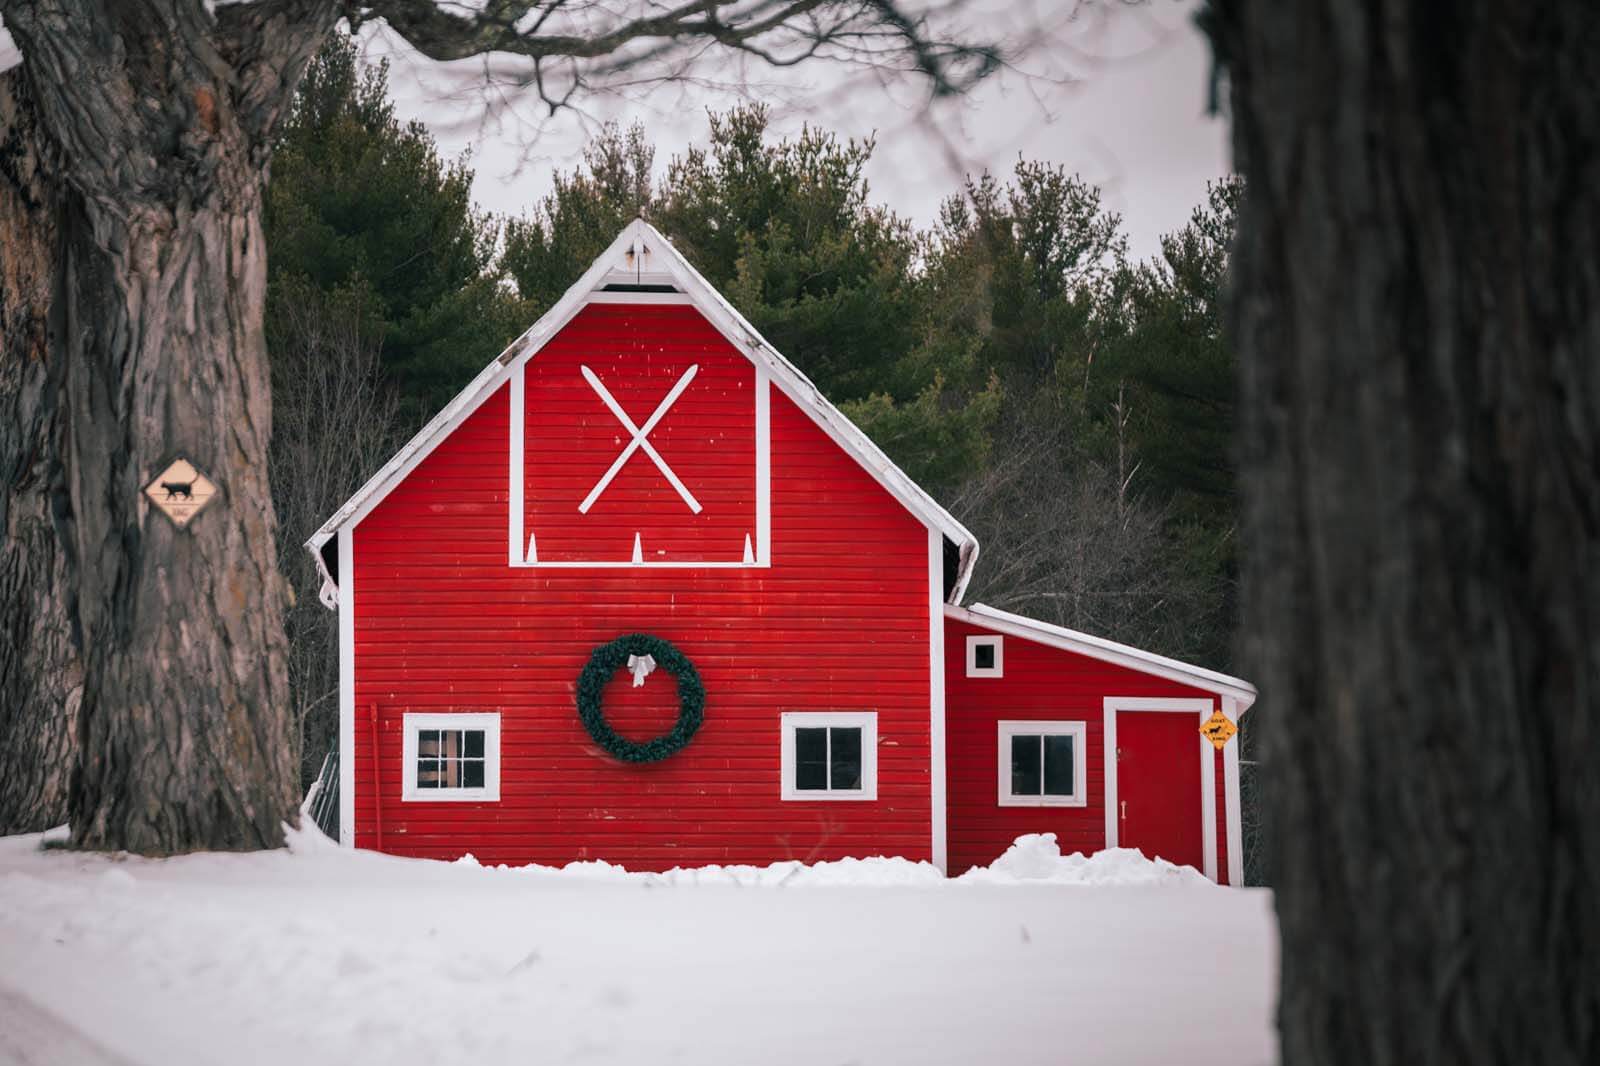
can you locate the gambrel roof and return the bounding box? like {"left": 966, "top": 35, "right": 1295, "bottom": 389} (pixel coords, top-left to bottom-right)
{"left": 306, "top": 219, "right": 979, "bottom": 607}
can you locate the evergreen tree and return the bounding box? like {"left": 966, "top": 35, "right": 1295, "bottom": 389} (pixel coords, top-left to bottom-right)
{"left": 503, "top": 108, "right": 1000, "bottom": 491}
{"left": 266, "top": 35, "right": 522, "bottom": 413}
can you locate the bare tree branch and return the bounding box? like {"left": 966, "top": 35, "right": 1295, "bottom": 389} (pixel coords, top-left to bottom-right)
{"left": 348, "top": 0, "right": 1011, "bottom": 110}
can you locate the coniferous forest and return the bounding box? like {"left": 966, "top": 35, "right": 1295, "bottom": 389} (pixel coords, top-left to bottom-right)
{"left": 267, "top": 37, "right": 1260, "bottom": 879}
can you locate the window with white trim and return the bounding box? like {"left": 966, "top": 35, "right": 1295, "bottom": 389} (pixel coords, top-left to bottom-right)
{"left": 967, "top": 635, "right": 1003, "bottom": 677}
{"left": 998, "top": 720, "right": 1086, "bottom": 807}
{"left": 402, "top": 712, "right": 501, "bottom": 801}
{"left": 780, "top": 712, "right": 877, "bottom": 801}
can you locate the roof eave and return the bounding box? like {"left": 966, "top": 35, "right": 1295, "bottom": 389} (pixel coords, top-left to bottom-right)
{"left": 948, "top": 601, "right": 1257, "bottom": 709}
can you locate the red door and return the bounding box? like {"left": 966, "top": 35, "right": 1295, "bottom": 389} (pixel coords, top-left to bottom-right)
{"left": 1116, "top": 710, "right": 1204, "bottom": 871}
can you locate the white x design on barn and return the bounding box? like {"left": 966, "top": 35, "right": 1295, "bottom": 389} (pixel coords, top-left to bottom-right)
{"left": 579, "top": 364, "right": 703, "bottom": 514}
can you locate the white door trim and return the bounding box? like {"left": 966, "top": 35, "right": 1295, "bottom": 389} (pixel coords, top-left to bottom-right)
{"left": 928, "top": 528, "right": 947, "bottom": 873}
{"left": 1221, "top": 695, "right": 1245, "bottom": 886}
{"left": 1102, "top": 696, "right": 1218, "bottom": 882}
{"left": 337, "top": 526, "right": 356, "bottom": 846}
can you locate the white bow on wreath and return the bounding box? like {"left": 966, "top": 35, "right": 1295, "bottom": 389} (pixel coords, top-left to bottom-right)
{"left": 626, "top": 653, "right": 657, "bottom": 687}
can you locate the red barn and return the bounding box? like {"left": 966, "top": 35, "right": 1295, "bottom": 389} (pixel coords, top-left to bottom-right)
{"left": 306, "top": 221, "right": 1256, "bottom": 883}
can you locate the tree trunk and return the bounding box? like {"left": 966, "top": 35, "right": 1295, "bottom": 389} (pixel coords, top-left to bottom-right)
{"left": 0, "top": 0, "right": 336, "bottom": 852}
{"left": 0, "top": 71, "right": 80, "bottom": 834}
{"left": 1203, "top": 2, "right": 1600, "bottom": 1063}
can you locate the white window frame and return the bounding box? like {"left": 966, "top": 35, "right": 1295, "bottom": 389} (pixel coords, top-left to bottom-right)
{"left": 997, "top": 720, "right": 1087, "bottom": 807}
{"left": 401, "top": 712, "right": 502, "bottom": 802}
{"left": 966, "top": 634, "right": 1004, "bottom": 678}
{"left": 780, "top": 711, "right": 878, "bottom": 801}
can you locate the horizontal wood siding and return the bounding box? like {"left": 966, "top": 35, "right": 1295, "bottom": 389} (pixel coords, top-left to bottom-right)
{"left": 351, "top": 304, "right": 932, "bottom": 869}
{"left": 943, "top": 616, "right": 1222, "bottom": 876}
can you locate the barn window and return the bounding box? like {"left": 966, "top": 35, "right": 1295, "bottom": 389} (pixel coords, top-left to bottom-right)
{"left": 997, "top": 721, "right": 1086, "bottom": 807}
{"left": 780, "top": 712, "right": 877, "bottom": 801}
{"left": 966, "top": 635, "right": 1004, "bottom": 677}
{"left": 402, "top": 712, "right": 501, "bottom": 802}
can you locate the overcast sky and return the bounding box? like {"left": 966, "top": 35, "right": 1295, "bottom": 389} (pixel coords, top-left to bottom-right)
{"left": 2, "top": 2, "right": 1228, "bottom": 260}
{"left": 362, "top": 0, "right": 1229, "bottom": 261}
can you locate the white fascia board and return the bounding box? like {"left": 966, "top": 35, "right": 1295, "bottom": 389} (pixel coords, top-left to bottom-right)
{"left": 302, "top": 223, "right": 653, "bottom": 601}
{"left": 304, "top": 219, "right": 981, "bottom": 606}
{"left": 947, "top": 602, "right": 1258, "bottom": 709}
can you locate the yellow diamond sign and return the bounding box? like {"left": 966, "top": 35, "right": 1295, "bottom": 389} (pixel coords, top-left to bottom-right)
{"left": 1200, "top": 709, "right": 1237, "bottom": 750}
{"left": 143, "top": 458, "right": 218, "bottom": 528}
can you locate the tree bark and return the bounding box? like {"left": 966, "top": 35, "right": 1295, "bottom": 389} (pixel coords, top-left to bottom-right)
{"left": 1203, "top": 2, "right": 1600, "bottom": 1063}
{"left": 0, "top": 71, "right": 80, "bottom": 834}
{"left": 0, "top": 0, "right": 336, "bottom": 852}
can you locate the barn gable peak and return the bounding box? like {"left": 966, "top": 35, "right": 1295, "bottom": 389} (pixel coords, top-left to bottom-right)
{"left": 305, "top": 219, "right": 978, "bottom": 607}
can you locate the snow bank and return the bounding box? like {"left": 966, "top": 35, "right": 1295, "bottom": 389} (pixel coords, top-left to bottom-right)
{"left": 0, "top": 827, "right": 1273, "bottom": 1066}
{"left": 447, "top": 831, "right": 1212, "bottom": 888}
{"left": 461, "top": 851, "right": 950, "bottom": 887}
{"left": 960, "top": 834, "right": 1215, "bottom": 887}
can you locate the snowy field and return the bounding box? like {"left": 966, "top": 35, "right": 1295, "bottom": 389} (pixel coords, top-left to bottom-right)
{"left": 0, "top": 828, "right": 1277, "bottom": 1066}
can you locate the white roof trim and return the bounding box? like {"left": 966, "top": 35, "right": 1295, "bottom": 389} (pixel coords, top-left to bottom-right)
{"left": 947, "top": 602, "right": 1258, "bottom": 709}
{"left": 304, "top": 220, "right": 978, "bottom": 604}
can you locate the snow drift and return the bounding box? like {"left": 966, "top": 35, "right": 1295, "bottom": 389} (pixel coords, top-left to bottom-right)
{"left": 447, "top": 831, "right": 1214, "bottom": 888}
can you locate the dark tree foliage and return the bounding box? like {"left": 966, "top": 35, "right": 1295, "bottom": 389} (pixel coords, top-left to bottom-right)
{"left": 267, "top": 35, "right": 522, "bottom": 413}
{"left": 503, "top": 107, "right": 1001, "bottom": 491}
{"left": 1106, "top": 179, "right": 1240, "bottom": 518}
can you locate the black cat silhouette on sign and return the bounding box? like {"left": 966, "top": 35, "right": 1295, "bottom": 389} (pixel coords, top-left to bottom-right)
{"left": 144, "top": 458, "right": 218, "bottom": 528}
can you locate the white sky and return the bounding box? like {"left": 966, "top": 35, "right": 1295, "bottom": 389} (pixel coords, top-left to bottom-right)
{"left": 2, "top": 2, "right": 1229, "bottom": 260}
{"left": 363, "top": 0, "right": 1229, "bottom": 261}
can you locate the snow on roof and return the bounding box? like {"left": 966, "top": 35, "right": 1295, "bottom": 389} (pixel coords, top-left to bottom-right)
{"left": 949, "top": 602, "right": 1258, "bottom": 708}
{"left": 305, "top": 219, "right": 978, "bottom": 604}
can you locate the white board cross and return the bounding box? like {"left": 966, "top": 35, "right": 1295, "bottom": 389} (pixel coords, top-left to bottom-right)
{"left": 579, "top": 364, "right": 703, "bottom": 514}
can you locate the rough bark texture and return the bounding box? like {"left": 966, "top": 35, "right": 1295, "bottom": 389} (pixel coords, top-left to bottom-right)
{"left": 0, "top": 0, "right": 336, "bottom": 852}
{"left": 0, "top": 72, "right": 80, "bottom": 834}
{"left": 1204, "top": 2, "right": 1600, "bottom": 1062}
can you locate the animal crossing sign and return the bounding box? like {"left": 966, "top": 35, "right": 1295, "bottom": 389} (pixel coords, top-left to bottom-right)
{"left": 143, "top": 458, "right": 218, "bottom": 528}
{"left": 1199, "top": 709, "right": 1238, "bottom": 751}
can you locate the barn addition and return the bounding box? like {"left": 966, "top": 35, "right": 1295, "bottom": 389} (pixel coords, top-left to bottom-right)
{"left": 306, "top": 220, "right": 1255, "bottom": 882}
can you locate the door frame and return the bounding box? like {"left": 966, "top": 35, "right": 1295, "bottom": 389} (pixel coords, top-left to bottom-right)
{"left": 1103, "top": 696, "right": 1241, "bottom": 884}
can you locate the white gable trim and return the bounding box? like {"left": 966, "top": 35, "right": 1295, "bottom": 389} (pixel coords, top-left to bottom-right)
{"left": 305, "top": 220, "right": 977, "bottom": 603}
{"left": 946, "top": 602, "right": 1258, "bottom": 709}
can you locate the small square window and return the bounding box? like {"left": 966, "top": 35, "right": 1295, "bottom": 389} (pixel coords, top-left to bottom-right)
{"left": 966, "top": 635, "right": 1003, "bottom": 678}
{"left": 781, "top": 712, "right": 877, "bottom": 801}
{"left": 997, "top": 721, "right": 1086, "bottom": 807}
{"left": 402, "top": 713, "right": 500, "bottom": 802}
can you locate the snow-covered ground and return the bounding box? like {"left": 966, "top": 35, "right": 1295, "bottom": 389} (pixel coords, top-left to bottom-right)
{"left": 0, "top": 828, "right": 1276, "bottom": 1065}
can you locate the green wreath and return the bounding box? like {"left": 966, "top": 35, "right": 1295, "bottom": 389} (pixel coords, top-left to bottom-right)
{"left": 576, "top": 633, "right": 706, "bottom": 763}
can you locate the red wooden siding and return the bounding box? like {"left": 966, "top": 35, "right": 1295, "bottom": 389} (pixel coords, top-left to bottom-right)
{"left": 523, "top": 304, "right": 756, "bottom": 562}
{"left": 944, "top": 616, "right": 1225, "bottom": 878}
{"left": 350, "top": 304, "right": 934, "bottom": 869}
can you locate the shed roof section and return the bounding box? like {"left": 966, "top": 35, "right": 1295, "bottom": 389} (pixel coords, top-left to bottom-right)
{"left": 948, "top": 602, "right": 1258, "bottom": 709}
{"left": 305, "top": 220, "right": 979, "bottom": 607}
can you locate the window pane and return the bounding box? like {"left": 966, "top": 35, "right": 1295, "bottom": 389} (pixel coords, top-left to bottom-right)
{"left": 794, "top": 727, "right": 828, "bottom": 790}
{"left": 974, "top": 643, "right": 996, "bottom": 670}
{"left": 829, "top": 727, "right": 862, "bottom": 791}
{"left": 418, "top": 730, "right": 440, "bottom": 758}
{"left": 1010, "top": 735, "right": 1042, "bottom": 795}
{"left": 417, "top": 759, "right": 441, "bottom": 788}
{"left": 463, "top": 730, "right": 485, "bottom": 758}
{"left": 443, "top": 731, "right": 461, "bottom": 759}
{"left": 461, "top": 760, "right": 485, "bottom": 788}
{"left": 1043, "top": 734, "right": 1075, "bottom": 796}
